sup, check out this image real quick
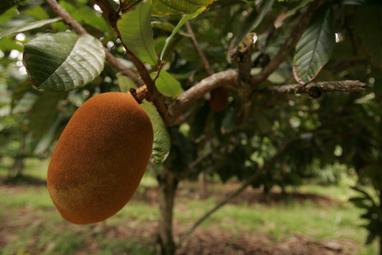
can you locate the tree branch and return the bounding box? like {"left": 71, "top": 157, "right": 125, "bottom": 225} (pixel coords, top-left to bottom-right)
{"left": 170, "top": 68, "right": 366, "bottom": 120}
{"left": 170, "top": 70, "right": 237, "bottom": 117}
{"left": 186, "top": 22, "right": 214, "bottom": 76}
{"left": 169, "top": 0, "right": 327, "bottom": 122}
{"left": 261, "top": 80, "right": 367, "bottom": 94}
{"left": 45, "top": 0, "right": 140, "bottom": 84}
{"left": 47, "top": 0, "right": 364, "bottom": 127}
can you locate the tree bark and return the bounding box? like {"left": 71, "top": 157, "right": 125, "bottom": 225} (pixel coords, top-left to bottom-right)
{"left": 157, "top": 169, "right": 179, "bottom": 255}
{"left": 8, "top": 155, "right": 25, "bottom": 179}
{"left": 198, "top": 173, "right": 208, "bottom": 199}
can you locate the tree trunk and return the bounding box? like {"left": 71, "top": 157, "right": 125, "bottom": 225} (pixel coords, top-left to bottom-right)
{"left": 157, "top": 169, "right": 179, "bottom": 255}
{"left": 8, "top": 136, "right": 26, "bottom": 179}
{"left": 8, "top": 155, "right": 25, "bottom": 179}
{"left": 198, "top": 172, "right": 208, "bottom": 199}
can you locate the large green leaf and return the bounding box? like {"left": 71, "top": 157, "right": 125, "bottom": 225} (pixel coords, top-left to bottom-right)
{"left": 153, "top": 70, "right": 183, "bottom": 97}
{"left": 153, "top": 0, "right": 214, "bottom": 16}
{"left": 23, "top": 32, "right": 105, "bottom": 91}
{"left": 28, "top": 92, "right": 65, "bottom": 144}
{"left": 117, "top": 0, "right": 157, "bottom": 65}
{"left": 33, "top": 115, "right": 62, "bottom": 155}
{"left": 117, "top": 73, "right": 137, "bottom": 92}
{"left": 0, "top": 18, "right": 62, "bottom": 39}
{"left": 293, "top": 9, "right": 335, "bottom": 84}
{"left": 142, "top": 101, "right": 170, "bottom": 164}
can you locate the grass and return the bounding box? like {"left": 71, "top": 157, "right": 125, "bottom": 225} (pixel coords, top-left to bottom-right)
{"left": 0, "top": 159, "right": 379, "bottom": 254}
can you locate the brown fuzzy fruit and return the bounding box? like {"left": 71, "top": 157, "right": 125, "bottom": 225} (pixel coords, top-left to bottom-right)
{"left": 47, "top": 92, "right": 153, "bottom": 224}
{"left": 209, "top": 87, "right": 229, "bottom": 113}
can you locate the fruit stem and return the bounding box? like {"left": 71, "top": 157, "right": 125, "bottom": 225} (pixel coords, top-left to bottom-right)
{"left": 130, "top": 86, "right": 148, "bottom": 104}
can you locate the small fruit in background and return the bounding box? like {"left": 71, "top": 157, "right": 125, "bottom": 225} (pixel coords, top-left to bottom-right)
{"left": 47, "top": 92, "right": 153, "bottom": 224}
{"left": 209, "top": 87, "right": 229, "bottom": 113}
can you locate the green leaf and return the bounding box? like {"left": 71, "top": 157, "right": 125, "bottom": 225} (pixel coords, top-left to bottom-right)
{"left": 142, "top": 101, "right": 170, "bottom": 164}
{"left": 23, "top": 32, "right": 105, "bottom": 91}
{"left": 293, "top": 9, "right": 335, "bottom": 84}
{"left": 153, "top": 0, "right": 214, "bottom": 16}
{"left": 0, "top": 18, "right": 62, "bottom": 39}
{"left": 160, "top": 7, "right": 205, "bottom": 60}
{"left": 153, "top": 70, "right": 183, "bottom": 97}
{"left": 33, "top": 115, "right": 62, "bottom": 155}
{"left": 0, "top": 37, "right": 23, "bottom": 51}
{"left": 28, "top": 92, "right": 66, "bottom": 144}
{"left": 117, "top": 0, "right": 157, "bottom": 65}
{"left": 0, "top": 0, "right": 22, "bottom": 15}
{"left": 60, "top": 1, "right": 110, "bottom": 33}
{"left": 117, "top": 73, "right": 137, "bottom": 92}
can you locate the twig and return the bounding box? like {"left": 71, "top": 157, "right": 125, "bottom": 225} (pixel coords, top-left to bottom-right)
{"left": 45, "top": 0, "right": 140, "bottom": 84}
{"left": 105, "top": 51, "right": 141, "bottom": 85}
{"left": 186, "top": 22, "right": 214, "bottom": 76}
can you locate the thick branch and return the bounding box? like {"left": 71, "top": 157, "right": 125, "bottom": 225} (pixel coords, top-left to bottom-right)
{"left": 170, "top": 68, "right": 366, "bottom": 119}
{"left": 262, "top": 80, "right": 367, "bottom": 94}
{"left": 46, "top": 0, "right": 140, "bottom": 84}
{"left": 170, "top": 70, "right": 238, "bottom": 117}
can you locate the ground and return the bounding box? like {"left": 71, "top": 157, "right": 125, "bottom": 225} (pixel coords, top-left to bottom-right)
{"left": 0, "top": 159, "right": 378, "bottom": 255}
